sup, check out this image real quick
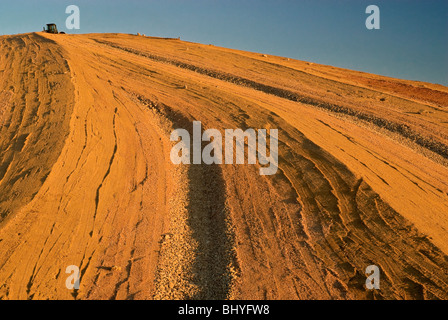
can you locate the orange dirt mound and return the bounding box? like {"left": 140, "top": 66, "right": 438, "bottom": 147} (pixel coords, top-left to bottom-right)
{"left": 0, "top": 32, "right": 447, "bottom": 300}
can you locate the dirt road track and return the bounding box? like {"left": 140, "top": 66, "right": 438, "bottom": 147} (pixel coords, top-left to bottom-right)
{"left": 0, "top": 33, "right": 448, "bottom": 299}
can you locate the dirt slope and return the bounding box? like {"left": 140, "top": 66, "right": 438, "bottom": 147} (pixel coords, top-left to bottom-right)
{"left": 0, "top": 32, "right": 447, "bottom": 300}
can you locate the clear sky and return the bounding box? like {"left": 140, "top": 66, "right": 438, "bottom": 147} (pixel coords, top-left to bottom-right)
{"left": 1, "top": 0, "right": 447, "bottom": 85}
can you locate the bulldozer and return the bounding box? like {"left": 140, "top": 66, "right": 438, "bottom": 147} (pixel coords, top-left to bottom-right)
{"left": 43, "top": 23, "right": 65, "bottom": 34}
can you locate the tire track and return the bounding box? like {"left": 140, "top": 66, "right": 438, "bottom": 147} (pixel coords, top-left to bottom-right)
{"left": 94, "top": 39, "right": 448, "bottom": 160}
{"left": 131, "top": 94, "right": 236, "bottom": 299}
{"left": 272, "top": 114, "right": 448, "bottom": 299}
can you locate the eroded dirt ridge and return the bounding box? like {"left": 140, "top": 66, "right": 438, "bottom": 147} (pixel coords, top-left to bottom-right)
{"left": 0, "top": 32, "right": 447, "bottom": 300}
{"left": 0, "top": 34, "right": 75, "bottom": 224}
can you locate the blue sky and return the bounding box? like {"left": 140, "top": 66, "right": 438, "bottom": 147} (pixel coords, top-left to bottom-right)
{"left": 1, "top": 0, "right": 447, "bottom": 85}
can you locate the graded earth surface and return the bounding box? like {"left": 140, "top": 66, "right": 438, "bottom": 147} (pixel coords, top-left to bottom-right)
{"left": 0, "top": 32, "right": 448, "bottom": 299}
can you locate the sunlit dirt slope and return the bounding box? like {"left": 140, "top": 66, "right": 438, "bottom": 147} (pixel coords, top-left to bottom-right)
{"left": 1, "top": 32, "right": 448, "bottom": 300}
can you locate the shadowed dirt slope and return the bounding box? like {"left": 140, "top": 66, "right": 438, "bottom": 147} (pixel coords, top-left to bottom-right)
{"left": 0, "top": 32, "right": 448, "bottom": 300}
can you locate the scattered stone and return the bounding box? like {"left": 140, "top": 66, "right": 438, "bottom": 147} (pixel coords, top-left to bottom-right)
{"left": 162, "top": 233, "right": 173, "bottom": 240}
{"left": 111, "top": 265, "right": 121, "bottom": 271}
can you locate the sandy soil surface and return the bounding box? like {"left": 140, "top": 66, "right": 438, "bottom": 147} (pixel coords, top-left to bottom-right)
{"left": 0, "top": 32, "right": 447, "bottom": 300}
